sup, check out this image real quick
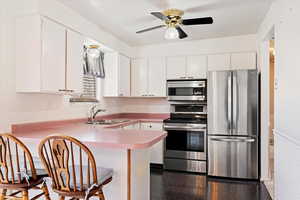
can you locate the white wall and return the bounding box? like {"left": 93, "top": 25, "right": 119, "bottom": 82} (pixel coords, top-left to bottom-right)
{"left": 119, "top": 98, "right": 169, "bottom": 113}
{"left": 258, "top": 0, "right": 300, "bottom": 199}
{"left": 133, "top": 34, "right": 257, "bottom": 57}
{"left": 0, "top": 0, "right": 127, "bottom": 132}
{"left": 121, "top": 34, "right": 258, "bottom": 113}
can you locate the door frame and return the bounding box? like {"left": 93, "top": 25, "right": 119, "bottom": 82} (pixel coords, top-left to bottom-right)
{"left": 258, "top": 26, "right": 275, "bottom": 181}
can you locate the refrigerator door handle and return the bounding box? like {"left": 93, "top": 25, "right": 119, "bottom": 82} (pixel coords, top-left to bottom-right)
{"left": 210, "top": 137, "right": 255, "bottom": 143}
{"left": 232, "top": 72, "right": 238, "bottom": 131}
{"left": 227, "top": 73, "right": 232, "bottom": 133}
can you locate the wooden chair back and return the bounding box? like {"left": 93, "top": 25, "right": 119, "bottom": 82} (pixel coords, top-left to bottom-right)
{"left": 38, "top": 135, "right": 98, "bottom": 194}
{"left": 0, "top": 133, "right": 37, "bottom": 186}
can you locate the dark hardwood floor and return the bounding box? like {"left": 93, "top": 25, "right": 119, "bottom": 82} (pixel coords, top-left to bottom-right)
{"left": 150, "top": 169, "right": 272, "bottom": 200}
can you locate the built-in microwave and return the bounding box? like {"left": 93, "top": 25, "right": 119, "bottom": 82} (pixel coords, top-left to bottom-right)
{"left": 167, "top": 79, "right": 207, "bottom": 101}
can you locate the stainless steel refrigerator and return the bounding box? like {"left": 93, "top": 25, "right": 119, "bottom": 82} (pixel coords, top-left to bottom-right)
{"left": 208, "top": 69, "right": 259, "bottom": 179}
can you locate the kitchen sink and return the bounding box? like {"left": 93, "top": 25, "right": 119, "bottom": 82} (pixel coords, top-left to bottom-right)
{"left": 86, "top": 119, "right": 130, "bottom": 125}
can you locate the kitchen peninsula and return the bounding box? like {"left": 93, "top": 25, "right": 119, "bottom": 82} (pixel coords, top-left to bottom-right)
{"left": 11, "top": 113, "right": 168, "bottom": 200}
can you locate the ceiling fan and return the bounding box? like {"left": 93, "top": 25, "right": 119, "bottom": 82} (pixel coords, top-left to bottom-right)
{"left": 136, "top": 9, "right": 213, "bottom": 40}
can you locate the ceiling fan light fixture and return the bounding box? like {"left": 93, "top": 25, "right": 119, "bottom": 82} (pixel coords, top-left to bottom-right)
{"left": 164, "top": 26, "right": 179, "bottom": 40}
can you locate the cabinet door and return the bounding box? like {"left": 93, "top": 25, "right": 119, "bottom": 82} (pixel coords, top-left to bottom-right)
{"left": 41, "top": 18, "right": 66, "bottom": 92}
{"left": 186, "top": 55, "right": 207, "bottom": 78}
{"left": 231, "top": 52, "right": 256, "bottom": 70}
{"left": 118, "top": 55, "right": 131, "bottom": 96}
{"left": 141, "top": 123, "right": 164, "bottom": 164}
{"left": 166, "top": 57, "right": 186, "bottom": 79}
{"left": 131, "top": 58, "right": 148, "bottom": 96}
{"left": 66, "top": 30, "right": 83, "bottom": 94}
{"left": 103, "top": 52, "right": 119, "bottom": 97}
{"left": 148, "top": 57, "right": 166, "bottom": 97}
{"left": 207, "top": 54, "right": 231, "bottom": 71}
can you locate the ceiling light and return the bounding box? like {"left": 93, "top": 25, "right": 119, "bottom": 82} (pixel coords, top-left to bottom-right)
{"left": 164, "top": 27, "right": 179, "bottom": 40}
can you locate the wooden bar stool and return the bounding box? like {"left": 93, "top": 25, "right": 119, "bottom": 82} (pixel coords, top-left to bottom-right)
{"left": 38, "top": 135, "right": 113, "bottom": 200}
{"left": 0, "top": 133, "right": 50, "bottom": 200}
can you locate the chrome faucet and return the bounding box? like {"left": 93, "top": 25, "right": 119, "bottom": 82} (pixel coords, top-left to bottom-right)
{"left": 89, "top": 105, "right": 106, "bottom": 122}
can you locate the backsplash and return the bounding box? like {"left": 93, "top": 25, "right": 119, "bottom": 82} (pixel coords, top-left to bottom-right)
{"left": 119, "top": 98, "right": 170, "bottom": 113}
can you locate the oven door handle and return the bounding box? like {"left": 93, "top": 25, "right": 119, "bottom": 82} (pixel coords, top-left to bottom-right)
{"left": 163, "top": 125, "right": 206, "bottom": 131}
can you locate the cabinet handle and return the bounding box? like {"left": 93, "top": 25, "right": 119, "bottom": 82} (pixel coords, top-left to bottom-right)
{"left": 119, "top": 93, "right": 124, "bottom": 96}
{"left": 59, "top": 89, "right": 74, "bottom": 93}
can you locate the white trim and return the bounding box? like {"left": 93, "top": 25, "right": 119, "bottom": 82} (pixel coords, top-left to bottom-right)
{"left": 273, "top": 129, "right": 300, "bottom": 148}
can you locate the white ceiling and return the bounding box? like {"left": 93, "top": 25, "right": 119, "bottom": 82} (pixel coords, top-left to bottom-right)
{"left": 57, "top": 0, "right": 273, "bottom": 46}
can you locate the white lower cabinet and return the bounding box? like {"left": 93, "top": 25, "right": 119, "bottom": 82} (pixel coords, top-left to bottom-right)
{"left": 122, "top": 122, "right": 164, "bottom": 164}
{"left": 140, "top": 122, "right": 164, "bottom": 165}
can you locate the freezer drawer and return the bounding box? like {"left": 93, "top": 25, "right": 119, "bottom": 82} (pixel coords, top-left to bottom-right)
{"left": 208, "top": 136, "right": 258, "bottom": 179}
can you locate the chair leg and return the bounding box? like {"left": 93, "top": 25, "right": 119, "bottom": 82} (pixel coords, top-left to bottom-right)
{"left": 97, "top": 189, "right": 105, "bottom": 200}
{"left": 22, "top": 190, "right": 29, "bottom": 200}
{"left": 0, "top": 189, "right": 7, "bottom": 200}
{"left": 41, "top": 183, "right": 51, "bottom": 200}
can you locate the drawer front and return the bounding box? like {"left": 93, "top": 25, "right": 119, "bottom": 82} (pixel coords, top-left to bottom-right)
{"left": 164, "top": 158, "right": 206, "bottom": 173}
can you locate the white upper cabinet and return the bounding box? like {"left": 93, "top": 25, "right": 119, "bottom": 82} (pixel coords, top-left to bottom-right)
{"left": 66, "top": 30, "right": 84, "bottom": 94}
{"left": 131, "top": 57, "right": 166, "bottom": 97}
{"left": 166, "top": 56, "right": 208, "bottom": 79}
{"left": 207, "top": 54, "right": 231, "bottom": 71}
{"left": 231, "top": 52, "right": 257, "bottom": 70}
{"left": 16, "top": 15, "right": 84, "bottom": 94}
{"left": 103, "top": 53, "right": 131, "bottom": 97}
{"left": 186, "top": 55, "right": 207, "bottom": 78}
{"left": 41, "top": 18, "right": 66, "bottom": 93}
{"left": 131, "top": 58, "right": 148, "bottom": 96}
{"left": 16, "top": 15, "right": 67, "bottom": 93}
{"left": 103, "top": 52, "right": 119, "bottom": 97}
{"left": 166, "top": 57, "right": 186, "bottom": 79}
{"left": 119, "top": 55, "right": 131, "bottom": 97}
{"left": 16, "top": 15, "right": 42, "bottom": 92}
{"left": 208, "top": 52, "right": 257, "bottom": 71}
{"left": 148, "top": 57, "right": 166, "bottom": 97}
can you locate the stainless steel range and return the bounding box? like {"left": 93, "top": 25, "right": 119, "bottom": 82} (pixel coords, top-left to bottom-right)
{"left": 163, "top": 101, "right": 207, "bottom": 173}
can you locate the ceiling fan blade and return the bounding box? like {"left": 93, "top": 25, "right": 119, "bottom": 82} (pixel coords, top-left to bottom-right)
{"left": 151, "top": 12, "right": 169, "bottom": 21}
{"left": 136, "top": 25, "right": 166, "bottom": 34}
{"left": 175, "top": 26, "right": 188, "bottom": 39}
{"left": 182, "top": 17, "right": 213, "bottom": 25}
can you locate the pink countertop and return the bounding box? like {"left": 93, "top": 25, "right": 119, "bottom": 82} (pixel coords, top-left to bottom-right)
{"left": 11, "top": 113, "right": 169, "bottom": 150}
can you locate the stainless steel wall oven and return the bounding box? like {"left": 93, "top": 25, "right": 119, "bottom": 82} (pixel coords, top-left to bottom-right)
{"left": 163, "top": 103, "right": 207, "bottom": 173}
